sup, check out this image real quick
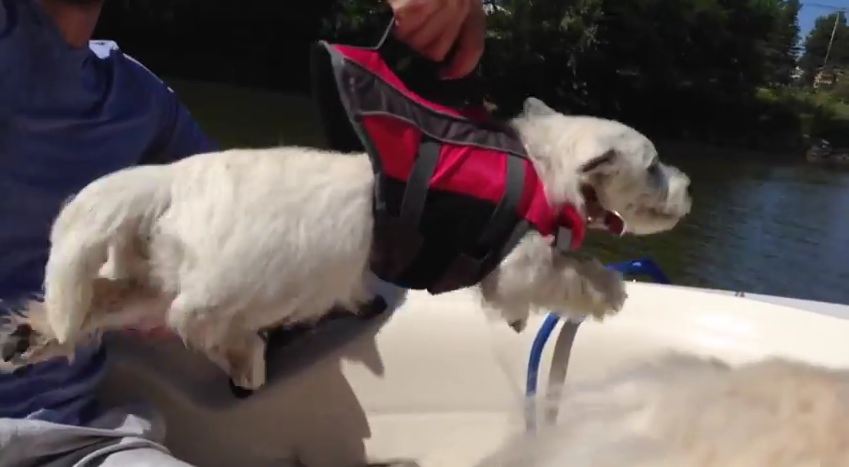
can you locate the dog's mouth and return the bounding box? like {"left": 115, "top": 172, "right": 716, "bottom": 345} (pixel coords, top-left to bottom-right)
{"left": 581, "top": 186, "right": 626, "bottom": 236}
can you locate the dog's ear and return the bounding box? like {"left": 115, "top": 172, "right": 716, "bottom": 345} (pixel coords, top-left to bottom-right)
{"left": 580, "top": 149, "right": 617, "bottom": 174}
{"left": 523, "top": 97, "right": 557, "bottom": 117}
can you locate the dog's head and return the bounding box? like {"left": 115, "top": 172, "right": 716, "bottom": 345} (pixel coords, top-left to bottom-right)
{"left": 513, "top": 97, "right": 691, "bottom": 235}
{"left": 479, "top": 98, "right": 691, "bottom": 329}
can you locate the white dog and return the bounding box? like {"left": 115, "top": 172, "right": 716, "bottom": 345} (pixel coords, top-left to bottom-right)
{"left": 474, "top": 355, "right": 849, "bottom": 467}
{"left": 0, "top": 98, "right": 691, "bottom": 390}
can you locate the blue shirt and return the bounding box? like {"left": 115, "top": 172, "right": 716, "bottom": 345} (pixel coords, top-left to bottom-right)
{"left": 0, "top": 0, "right": 216, "bottom": 425}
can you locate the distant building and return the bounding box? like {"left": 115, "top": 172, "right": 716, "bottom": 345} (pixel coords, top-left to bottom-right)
{"left": 814, "top": 67, "right": 846, "bottom": 89}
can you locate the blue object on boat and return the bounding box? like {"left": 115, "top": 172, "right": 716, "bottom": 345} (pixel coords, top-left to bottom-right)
{"left": 525, "top": 313, "right": 562, "bottom": 399}
{"left": 607, "top": 257, "right": 672, "bottom": 285}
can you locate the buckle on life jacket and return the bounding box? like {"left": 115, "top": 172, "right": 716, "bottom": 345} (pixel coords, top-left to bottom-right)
{"left": 552, "top": 204, "right": 587, "bottom": 253}
{"left": 554, "top": 226, "right": 574, "bottom": 254}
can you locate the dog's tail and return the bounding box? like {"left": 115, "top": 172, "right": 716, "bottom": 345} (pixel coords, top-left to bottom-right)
{"left": 43, "top": 165, "right": 172, "bottom": 344}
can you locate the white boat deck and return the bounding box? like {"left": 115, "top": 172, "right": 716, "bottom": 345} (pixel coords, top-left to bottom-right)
{"left": 97, "top": 282, "right": 849, "bottom": 467}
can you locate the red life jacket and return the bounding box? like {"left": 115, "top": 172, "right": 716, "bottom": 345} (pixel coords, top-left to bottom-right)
{"left": 310, "top": 32, "right": 585, "bottom": 295}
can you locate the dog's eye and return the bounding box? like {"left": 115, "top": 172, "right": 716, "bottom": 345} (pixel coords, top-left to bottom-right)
{"left": 581, "top": 150, "right": 617, "bottom": 174}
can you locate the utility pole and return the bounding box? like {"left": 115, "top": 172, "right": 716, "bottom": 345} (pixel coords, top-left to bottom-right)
{"left": 823, "top": 10, "right": 842, "bottom": 69}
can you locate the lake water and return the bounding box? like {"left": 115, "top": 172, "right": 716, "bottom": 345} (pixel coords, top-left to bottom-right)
{"left": 173, "top": 80, "right": 849, "bottom": 306}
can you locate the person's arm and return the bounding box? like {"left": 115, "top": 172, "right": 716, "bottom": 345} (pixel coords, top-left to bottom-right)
{"left": 146, "top": 85, "right": 218, "bottom": 164}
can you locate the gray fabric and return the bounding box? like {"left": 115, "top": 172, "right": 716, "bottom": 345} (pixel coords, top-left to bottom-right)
{"left": 0, "top": 403, "right": 192, "bottom": 467}
{"left": 85, "top": 446, "right": 193, "bottom": 467}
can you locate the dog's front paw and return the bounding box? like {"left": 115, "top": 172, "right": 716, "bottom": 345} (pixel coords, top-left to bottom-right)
{"left": 567, "top": 264, "right": 628, "bottom": 320}
{"left": 598, "top": 269, "right": 628, "bottom": 317}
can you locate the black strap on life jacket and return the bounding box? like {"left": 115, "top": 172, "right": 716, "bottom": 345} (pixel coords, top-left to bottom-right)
{"left": 401, "top": 138, "right": 441, "bottom": 229}
{"left": 377, "top": 136, "right": 531, "bottom": 294}
{"left": 425, "top": 152, "right": 530, "bottom": 294}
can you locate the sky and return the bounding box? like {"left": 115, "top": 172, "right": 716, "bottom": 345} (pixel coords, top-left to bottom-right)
{"left": 799, "top": 1, "right": 849, "bottom": 41}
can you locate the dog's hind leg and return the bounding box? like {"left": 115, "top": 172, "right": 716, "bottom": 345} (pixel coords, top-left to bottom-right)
{"left": 213, "top": 331, "right": 267, "bottom": 391}
{"left": 165, "top": 292, "right": 267, "bottom": 389}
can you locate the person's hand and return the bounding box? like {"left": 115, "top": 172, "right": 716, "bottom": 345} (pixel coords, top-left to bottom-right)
{"left": 386, "top": 0, "right": 486, "bottom": 79}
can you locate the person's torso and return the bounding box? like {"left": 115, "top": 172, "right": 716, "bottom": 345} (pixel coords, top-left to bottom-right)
{"left": 0, "top": 0, "right": 178, "bottom": 424}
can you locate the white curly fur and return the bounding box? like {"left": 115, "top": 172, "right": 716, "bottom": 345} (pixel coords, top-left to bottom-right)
{"left": 0, "top": 97, "right": 691, "bottom": 389}
{"left": 474, "top": 355, "right": 849, "bottom": 467}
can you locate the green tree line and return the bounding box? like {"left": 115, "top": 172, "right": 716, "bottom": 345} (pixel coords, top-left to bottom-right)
{"left": 97, "top": 0, "right": 849, "bottom": 153}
